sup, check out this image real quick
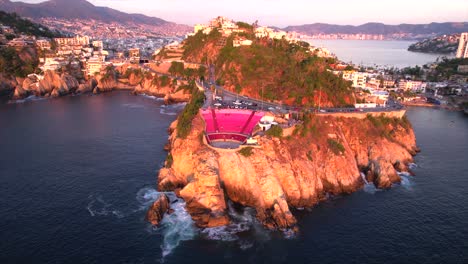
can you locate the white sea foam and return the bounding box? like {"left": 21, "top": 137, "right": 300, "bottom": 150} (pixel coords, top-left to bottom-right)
{"left": 122, "top": 103, "right": 145, "bottom": 109}
{"left": 283, "top": 228, "right": 297, "bottom": 239}
{"left": 201, "top": 201, "right": 271, "bottom": 248}
{"left": 157, "top": 193, "right": 197, "bottom": 258}
{"left": 360, "top": 172, "right": 381, "bottom": 194}
{"left": 159, "top": 103, "right": 186, "bottom": 116}
{"left": 136, "top": 187, "right": 160, "bottom": 207}
{"left": 141, "top": 94, "right": 164, "bottom": 101}
{"left": 9, "top": 95, "right": 46, "bottom": 104}
{"left": 159, "top": 108, "right": 177, "bottom": 116}
{"left": 363, "top": 183, "right": 380, "bottom": 194}
{"left": 398, "top": 173, "right": 414, "bottom": 190}
{"left": 86, "top": 194, "right": 126, "bottom": 218}
{"left": 87, "top": 187, "right": 159, "bottom": 219}
{"left": 360, "top": 172, "right": 369, "bottom": 185}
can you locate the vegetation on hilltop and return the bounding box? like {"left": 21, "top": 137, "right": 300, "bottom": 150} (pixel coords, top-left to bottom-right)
{"left": 182, "top": 30, "right": 222, "bottom": 64}
{"left": 408, "top": 34, "right": 459, "bottom": 54}
{"left": 285, "top": 113, "right": 414, "bottom": 160}
{"left": 433, "top": 57, "right": 468, "bottom": 79}
{"left": 0, "top": 11, "right": 61, "bottom": 38}
{"left": 0, "top": 46, "right": 38, "bottom": 77}
{"left": 182, "top": 26, "right": 354, "bottom": 107}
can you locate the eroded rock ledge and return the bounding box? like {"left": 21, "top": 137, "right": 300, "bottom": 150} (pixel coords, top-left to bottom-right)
{"left": 157, "top": 113, "right": 418, "bottom": 231}
{"left": 8, "top": 66, "right": 191, "bottom": 104}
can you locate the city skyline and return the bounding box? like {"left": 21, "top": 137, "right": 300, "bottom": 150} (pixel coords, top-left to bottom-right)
{"left": 11, "top": 0, "right": 468, "bottom": 27}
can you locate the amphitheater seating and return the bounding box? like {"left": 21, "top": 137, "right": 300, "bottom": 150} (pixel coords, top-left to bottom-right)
{"left": 200, "top": 109, "right": 264, "bottom": 146}
{"left": 206, "top": 133, "right": 248, "bottom": 143}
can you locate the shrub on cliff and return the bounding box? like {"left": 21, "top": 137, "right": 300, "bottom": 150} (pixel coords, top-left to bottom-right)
{"left": 0, "top": 46, "right": 38, "bottom": 77}
{"left": 327, "top": 139, "right": 345, "bottom": 155}
{"left": 266, "top": 125, "right": 283, "bottom": 138}
{"left": 169, "top": 61, "right": 185, "bottom": 77}
{"left": 165, "top": 153, "right": 173, "bottom": 168}
{"left": 239, "top": 147, "right": 254, "bottom": 157}
{"left": 176, "top": 86, "right": 205, "bottom": 138}
{"left": 366, "top": 114, "right": 412, "bottom": 138}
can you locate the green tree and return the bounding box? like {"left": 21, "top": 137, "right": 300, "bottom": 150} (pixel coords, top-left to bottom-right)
{"left": 198, "top": 65, "right": 207, "bottom": 80}
{"left": 169, "top": 61, "right": 185, "bottom": 77}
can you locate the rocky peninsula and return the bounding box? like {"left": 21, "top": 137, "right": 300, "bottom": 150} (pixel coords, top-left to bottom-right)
{"left": 151, "top": 110, "right": 418, "bottom": 231}
{"left": 408, "top": 34, "right": 459, "bottom": 54}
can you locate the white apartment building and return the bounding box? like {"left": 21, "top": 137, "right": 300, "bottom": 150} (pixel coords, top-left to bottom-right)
{"left": 233, "top": 38, "right": 253, "bottom": 47}
{"left": 86, "top": 56, "right": 105, "bottom": 76}
{"left": 40, "top": 58, "right": 63, "bottom": 72}
{"left": 92, "top": 40, "right": 104, "bottom": 50}
{"left": 456, "top": 32, "right": 468, "bottom": 58}
{"left": 54, "top": 36, "right": 90, "bottom": 46}
{"left": 398, "top": 80, "right": 427, "bottom": 92}
{"left": 36, "top": 39, "right": 51, "bottom": 50}
{"left": 340, "top": 71, "right": 368, "bottom": 88}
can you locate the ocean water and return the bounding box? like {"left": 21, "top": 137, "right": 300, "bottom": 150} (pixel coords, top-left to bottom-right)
{"left": 305, "top": 39, "right": 452, "bottom": 68}
{"left": 0, "top": 94, "right": 467, "bottom": 263}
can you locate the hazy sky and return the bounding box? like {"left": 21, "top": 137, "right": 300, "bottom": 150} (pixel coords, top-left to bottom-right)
{"left": 12, "top": 0, "right": 468, "bottom": 27}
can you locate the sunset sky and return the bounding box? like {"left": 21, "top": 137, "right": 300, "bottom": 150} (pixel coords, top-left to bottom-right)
{"left": 12, "top": 0, "right": 468, "bottom": 27}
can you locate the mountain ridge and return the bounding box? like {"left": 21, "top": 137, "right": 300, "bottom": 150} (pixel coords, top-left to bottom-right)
{"left": 284, "top": 22, "right": 468, "bottom": 37}
{"left": 0, "top": 0, "right": 171, "bottom": 26}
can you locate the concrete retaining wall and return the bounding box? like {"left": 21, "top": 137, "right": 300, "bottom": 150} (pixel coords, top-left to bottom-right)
{"left": 316, "top": 110, "right": 406, "bottom": 119}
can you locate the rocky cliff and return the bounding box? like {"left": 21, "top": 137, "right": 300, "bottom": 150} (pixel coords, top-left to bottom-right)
{"left": 12, "top": 70, "right": 80, "bottom": 99}
{"left": 7, "top": 65, "right": 191, "bottom": 104}
{"left": 157, "top": 113, "right": 418, "bottom": 231}
{"left": 132, "top": 73, "right": 191, "bottom": 104}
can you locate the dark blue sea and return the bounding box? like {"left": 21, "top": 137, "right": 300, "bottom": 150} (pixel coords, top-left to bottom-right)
{"left": 1, "top": 93, "right": 467, "bottom": 263}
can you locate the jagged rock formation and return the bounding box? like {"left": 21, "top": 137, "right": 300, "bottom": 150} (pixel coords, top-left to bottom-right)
{"left": 76, "top": 79, "right": 97, "bottom": 94}
{"left": 133, "top": 74, "right": 191, "bottom": 103}
{"left": 12, "top": 70, "right": 79, "bottom": 99}
{"left": 146, "top": 194, "right": 170, "bottom": 226}
{"left": 158, "top": 113, "right": 418, "bottom": 231}
{"left": 6, "top": 64, "right": 191, "bottom": 104}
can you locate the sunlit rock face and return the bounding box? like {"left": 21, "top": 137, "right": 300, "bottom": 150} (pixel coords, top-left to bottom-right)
{"left": 156, "top": 113, "right": 418, "bottom": 231}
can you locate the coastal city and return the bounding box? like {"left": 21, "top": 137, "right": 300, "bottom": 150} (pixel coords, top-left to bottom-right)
{"left": 2, "top": 16, "right": 467, "bottom": 112}
{"left": 0, "top": 0, "right": 467, "bottom": 263}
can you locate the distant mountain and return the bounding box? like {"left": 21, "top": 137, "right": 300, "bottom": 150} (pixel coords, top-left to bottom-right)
{"left": 0, "top": 10, "right": 61, "bottom": 38}
{"left": 0, "top": 0, "right": 181, "bottom": 27}
{"left": 284, "top": 22, "right": 468, "bottom": 38}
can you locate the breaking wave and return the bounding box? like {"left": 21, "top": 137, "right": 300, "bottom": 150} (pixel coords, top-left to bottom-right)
{"left": 360, "top": 172, "right": 380, "bottom": 194}
{"left": 122, "top": 103, "right": 145, "bottom": 109}
{"left": 140, "top": 94, "right": 164, "bottom": 101}
{"left": 159, "top": 103, "right": 186, "bottom": 116}
{"left": 87, "top": 187, "right": 197, "bottom": 259}
{"left": 9, "top": 95, "right": 46, "bottom": 104}
{"left": 87, "top": 187, "right": 162, "bottom": 219}
{"left": 398, "top": 172, "right": 414, "bottom": 190}
{"left": 156, "top": 192, "right": 197, "bottom": 259}
{"left": 86, "top": 194, "right": 126, "bottom": 218}
{"left": 201, "top": 201, "right": 272, "bottom": 248}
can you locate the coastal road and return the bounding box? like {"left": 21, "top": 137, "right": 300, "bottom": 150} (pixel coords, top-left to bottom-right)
{"left": 205, "top": 64, "right": 404, "bottom": 114}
